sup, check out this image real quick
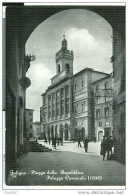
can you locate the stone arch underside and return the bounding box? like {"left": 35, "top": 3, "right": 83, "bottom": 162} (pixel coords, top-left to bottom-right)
{"left": 15, "top": 6, "right": 125, "bottom": 46}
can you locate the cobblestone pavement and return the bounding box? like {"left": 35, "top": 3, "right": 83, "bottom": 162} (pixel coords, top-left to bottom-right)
{"left": 8, "top": 141, "right": 125, "bottom": 186}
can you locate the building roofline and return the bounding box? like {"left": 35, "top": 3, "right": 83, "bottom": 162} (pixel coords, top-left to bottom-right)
{"left": 73, "top": 67, "right": 110, "bottom": 77}
{"left": 41, "top": 92, "right": 46, "bottom": 96}
{"left": 91, "top": 74, "right": 111, "bottom": 84}
{"left": 46, "top": 76, "right": 71, "bottom": 91}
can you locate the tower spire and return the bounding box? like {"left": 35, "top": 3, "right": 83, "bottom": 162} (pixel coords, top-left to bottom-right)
{"left": 61, "top": 34, "right": 67, "bottom": 50}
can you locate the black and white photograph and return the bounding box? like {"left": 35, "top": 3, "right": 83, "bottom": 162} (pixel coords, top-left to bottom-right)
{"left": 2, "top": 1, "right": 126, "bottom": 193}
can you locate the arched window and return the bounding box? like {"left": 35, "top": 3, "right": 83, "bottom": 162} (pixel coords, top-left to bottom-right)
{"left": 58, "top": 64, "right": 60, "bottom": 73}
{"left": 95, "top": 85, "right": 99, "bottom": 92}
{"left": 105, "top": 82, "right": 108, "bottom": 89}
{"left": 65, "top": 64, "right": 70, "bottom": 73}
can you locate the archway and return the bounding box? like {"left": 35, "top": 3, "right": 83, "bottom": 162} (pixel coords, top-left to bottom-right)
{"left": 81, "top": 127, "right": 85, "bottom": 141}
{"left": 60, "top": 124, "right": 63, "bottom": 138}
{"left": 65, "top": 123, "right": 69, "bottom": 140}
{"left": 48, "top": 126, "right": 50, "bottom": 138}
{"left": 55, "top": 125, "right": 57, "bottom": 138}
{"left": 51, "top": 126, "right": 54, "bottom": 138}
{"left": 5, "top": 4, "right": 125, "bottom": 180}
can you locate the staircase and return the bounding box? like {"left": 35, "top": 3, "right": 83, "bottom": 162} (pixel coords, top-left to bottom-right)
{"left": 27, "top": 141, "right": 52, "bottom": 152}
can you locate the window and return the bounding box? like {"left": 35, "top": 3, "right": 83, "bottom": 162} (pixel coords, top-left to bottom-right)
{"left": 105, "top": 82, "right": 108, "bottom": 90}
{"left": 30, "top": 118, "right": 32, "bottom": 122}
{"left": 30, "top": 125, "right": 32, "bottom": 129}
{"left": 99, "top": 122, "right": 102, "bottom": 127}
{"left": 74, "top": 83, "right": 77, "bottom": 90}
{"left": 95, "top": 97, "right": 100, "bottom": 104}
{"left": 96, "top": 109, "right": 100, "bottom": 118}
{"left": 95, "top": 85, "right": 99, "bottom": 92}
{"left": 65, "top": 86, "right": 69, "bottom": 96}
{"left": 48, "top": 111, "right": 51, "bottom": 118}
{"left": 43, "top": 97, "right": 45, "bottom": 105}
{"left": 56, "top": 91, "right": 60, "bottom": 99}
{"left": 74, "top": 105, "right": 78, "bottom": 113}
{"left": 104, "top": 107, "right": 109, "bottom": 117}
{"left": 29, "top": 112, "right": 32, "bottom": 116}
{"left": 58, "top": 64, "right": 60, "bottom": 73}
{"left": 48, "top": 95, "right": 51, "bottom": 105}
{"left": 52, "top": 109, "right": 55, "bottom": 117}
{"left": 66, "top": 98, "right": 69, "bottom": 104}
{"left": 61, "top": 89, "right": 64, "bottom": 98}
{"left": 81, "top": 80, "right": 84, "bottom": 88}
{"left": 82, "top": 102, "right": 85, "bottom": 112}
{"left": 57, "top": 107, "right": 59, "bottom": 116}
{"left": 43, "top": 113, "right": 46, "bottom": 121}
{"left": 65, "top": 64, "right": 70, "bottom": 73}
{"left": 52, "top": 93, "right": 55, "bottom": 102}
{"left": 66, "top": 105, "right": 69, "bottom": 114}
{"left": 61, "top": 106, "right": 64, "bottom": 115}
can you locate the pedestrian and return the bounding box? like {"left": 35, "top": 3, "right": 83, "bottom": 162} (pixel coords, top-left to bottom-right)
{"left": 101, "top": 136, "right": 107, "bottom": 161}
{"left": 48, "top": 137, "right": 51, "bottom": 145}
{"left": 106, "top": 136, "right": 112, "bottom": 160}
{"left": 44, "top": 137, "right": 47, "bottom": 143}
{"left": 78, "top": 137, "right": 82, "bottom": 147}
{"left": 94, "top": 136, "right": 96, "bottom": 142}
{"left": 52, "top": 137, "right": 54, "bottom": 146}
{"left": 57, "top": 137, "right": 60, "bottom": 145}
{"left": 52, "top": 137, "right": 56, "bottom": 149}
{"left": 60, "top": 136, "right": 63, "bottom": 145}
{"left": 109, "top": 136, "right": 114, "bottom": 156}
{"left": 83, "top": 137, "right": 89, "bottom": 152}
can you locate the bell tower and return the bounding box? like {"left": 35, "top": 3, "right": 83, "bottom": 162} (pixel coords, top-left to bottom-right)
{"left": 55, "top": 35, "right": 74, "bottom": 76}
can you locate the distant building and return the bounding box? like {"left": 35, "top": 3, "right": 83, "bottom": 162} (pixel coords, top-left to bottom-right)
{"left": 40, "top": 36, "right": 111, "bottom": 141}
{"left": 25, "top": 108, "right": 34, "bottom": 138}
{"left": 33, "top": 122, "right": 41, "bottom": 139}
{"left": 92, "top": 75, "right": 113, "bottom": 141}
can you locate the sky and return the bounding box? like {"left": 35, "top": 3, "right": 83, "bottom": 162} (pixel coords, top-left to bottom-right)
{"left": 25, "top": 9, "right": 112, "bottom": 122}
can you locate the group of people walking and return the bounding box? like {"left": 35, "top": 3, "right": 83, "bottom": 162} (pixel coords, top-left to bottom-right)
{"left": 44, "top": 135, "right": 114, "bottom": 159}
{"left": 77, "top": 137, "right": 89, "bottom": 153}
{"left": 45, "top": 136, "right": 63, "bottom": 149}
{"left": 101, "top": 136, "right": 114, "bottom": 161}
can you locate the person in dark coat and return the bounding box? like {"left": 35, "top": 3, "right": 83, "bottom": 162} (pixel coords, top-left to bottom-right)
{"left": 48, "top": 137, "right": 51, "bottom": 145}
{"left": 78, "top": 137, "right": 82, "bottom": 147}
{"left": 52, "top": 137, "right": 56, "bottom": 149}
{"left": 94, "top": 136, "right": 96, "bottom": 142}
{"left": 83, "top": 137, "right": 89, "bottom": 152}
{"left": 57, "top": 137, "right": 60, "bottom": 145}
{"left": 106, "top": 136, "right": 112, "bottom": 160}
{"left": 60, "top": 137, "right": 63, "bottom": 145}
{"left": 101, "top": 136, "right": 107, "bottom": 161}
{"left": 44, "top": 136, "right": 47, "bottom": 143}
{"left": 109, "top": 136, "right": 114, "bottom": 155}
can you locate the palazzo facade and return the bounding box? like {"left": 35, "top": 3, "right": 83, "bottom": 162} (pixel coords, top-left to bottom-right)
{"left": 40, "top": 37, "right": 111, "bottom": 141}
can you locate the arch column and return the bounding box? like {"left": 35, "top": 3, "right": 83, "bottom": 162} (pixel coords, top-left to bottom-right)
{"left": 55, "top": 92, "right": 57, "bottom": 118}
{"left": 69, "top": 84, "right": 73, "bottom": 114}
{"left": 64, "top": 87, "right": 66, "bottom": 116}
{"left": 59, "top": 89, "right": 61, "bottom": 117}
